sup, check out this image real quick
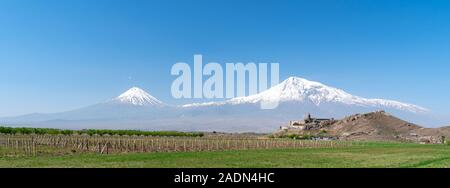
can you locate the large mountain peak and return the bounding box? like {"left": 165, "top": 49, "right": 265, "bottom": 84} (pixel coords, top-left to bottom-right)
{"left": 227, "top": 77, "right": 353, "bottom": 105}
{"left": 114, "top": 87, "right": 163, "bottom": 106}
{"left": 282, "top": 76, "right": 326, "bottom": 89}
{"left": 216, "top": 77, "right": 427, "bottom": 113}
{"left": 275, "top": 76, "right": 352, "bottom": 103}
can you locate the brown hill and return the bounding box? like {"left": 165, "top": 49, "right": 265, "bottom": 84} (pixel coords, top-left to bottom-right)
{"left": 329, "top": 111, "right": 422, "bottom": 141}
{"left": 276, "top": 111, "right": 448, "bottom": 143}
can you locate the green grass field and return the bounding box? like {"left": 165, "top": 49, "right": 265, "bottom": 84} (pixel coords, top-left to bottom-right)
{"left": 1, "top": 142, "right": 450, "bottom": 168}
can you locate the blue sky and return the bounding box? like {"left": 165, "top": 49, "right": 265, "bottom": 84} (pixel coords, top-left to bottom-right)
{"left": 0, "top": 0, "right": 449, "bottom": 117}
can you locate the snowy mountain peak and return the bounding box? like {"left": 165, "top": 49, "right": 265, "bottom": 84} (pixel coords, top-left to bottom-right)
{"left": 282, "top": 76, "right": 326, "bottom": 88}
{"left": 188, "top": 76, "right": 428, "bottom": 113}
{"left": 227, "top": 76, "right": 354, "bottom": 105}
{"left": 273, "top": 76, "right": 355, "bottom": 103}
{"left": 114, "top": 87, "right": 163, "bottom": 106}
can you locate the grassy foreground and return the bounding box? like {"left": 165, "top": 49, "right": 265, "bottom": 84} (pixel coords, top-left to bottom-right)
{"left": 1, "top": 142, "right": 450, "bottom": 168}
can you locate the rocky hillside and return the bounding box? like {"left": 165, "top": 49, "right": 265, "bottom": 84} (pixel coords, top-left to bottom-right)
{"left": 275, "top": 111, "right": 449, "bottom": 143}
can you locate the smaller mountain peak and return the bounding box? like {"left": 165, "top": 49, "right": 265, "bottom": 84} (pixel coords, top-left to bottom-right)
{"left": 128, "top": 86, "right": 144, "bottom": 91}
{"left": 119, "top": 87, "right": 149, "bottom": 97}
{"left": 115, "top": 87, "right": 163, "bottom": 106}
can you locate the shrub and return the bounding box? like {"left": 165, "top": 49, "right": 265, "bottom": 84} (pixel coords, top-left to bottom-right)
{"left": 275, "top": 134, "right": 313, "bottom": 140}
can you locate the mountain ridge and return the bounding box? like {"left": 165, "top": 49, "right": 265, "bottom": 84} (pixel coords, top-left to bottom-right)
{"left": 1, "top": 77, "right": 443, "bottom": 132}
{"left": 183, "top": 77, "right": 428, "bottom": 113}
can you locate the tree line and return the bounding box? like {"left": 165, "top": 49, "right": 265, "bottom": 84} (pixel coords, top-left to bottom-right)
{"left": 0, "top": 126, "right": 204, "bottom": 137}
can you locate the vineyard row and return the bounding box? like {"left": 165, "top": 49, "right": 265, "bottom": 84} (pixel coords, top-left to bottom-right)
{"left": 0, "top": 134, "right": 354, "bottom": 157}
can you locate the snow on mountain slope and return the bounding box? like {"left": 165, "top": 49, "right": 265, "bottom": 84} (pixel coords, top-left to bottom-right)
{"left": 113, "top": 87, "right": 164, "bottom": 106}
{"left": 1, "top": 81, "right": 437, "bottom": 132}
{"left": 0, "top": 87, "right": 168, "bottom": 123}
{"left": 183, "top": 77, "right": 428, "bottom": 113}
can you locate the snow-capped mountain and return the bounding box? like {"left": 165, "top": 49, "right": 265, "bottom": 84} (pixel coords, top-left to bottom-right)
{"left": 113, "top": 87, "right": 163, "bottom": 106}
{"left": 1, "top": 79, "right": 442, "bottom": 133}
{"left": 184, "top": 77, "right": 428, "bottom": 113}
{"left": 0, "top": 87, "right": 171, "bottom": 125}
